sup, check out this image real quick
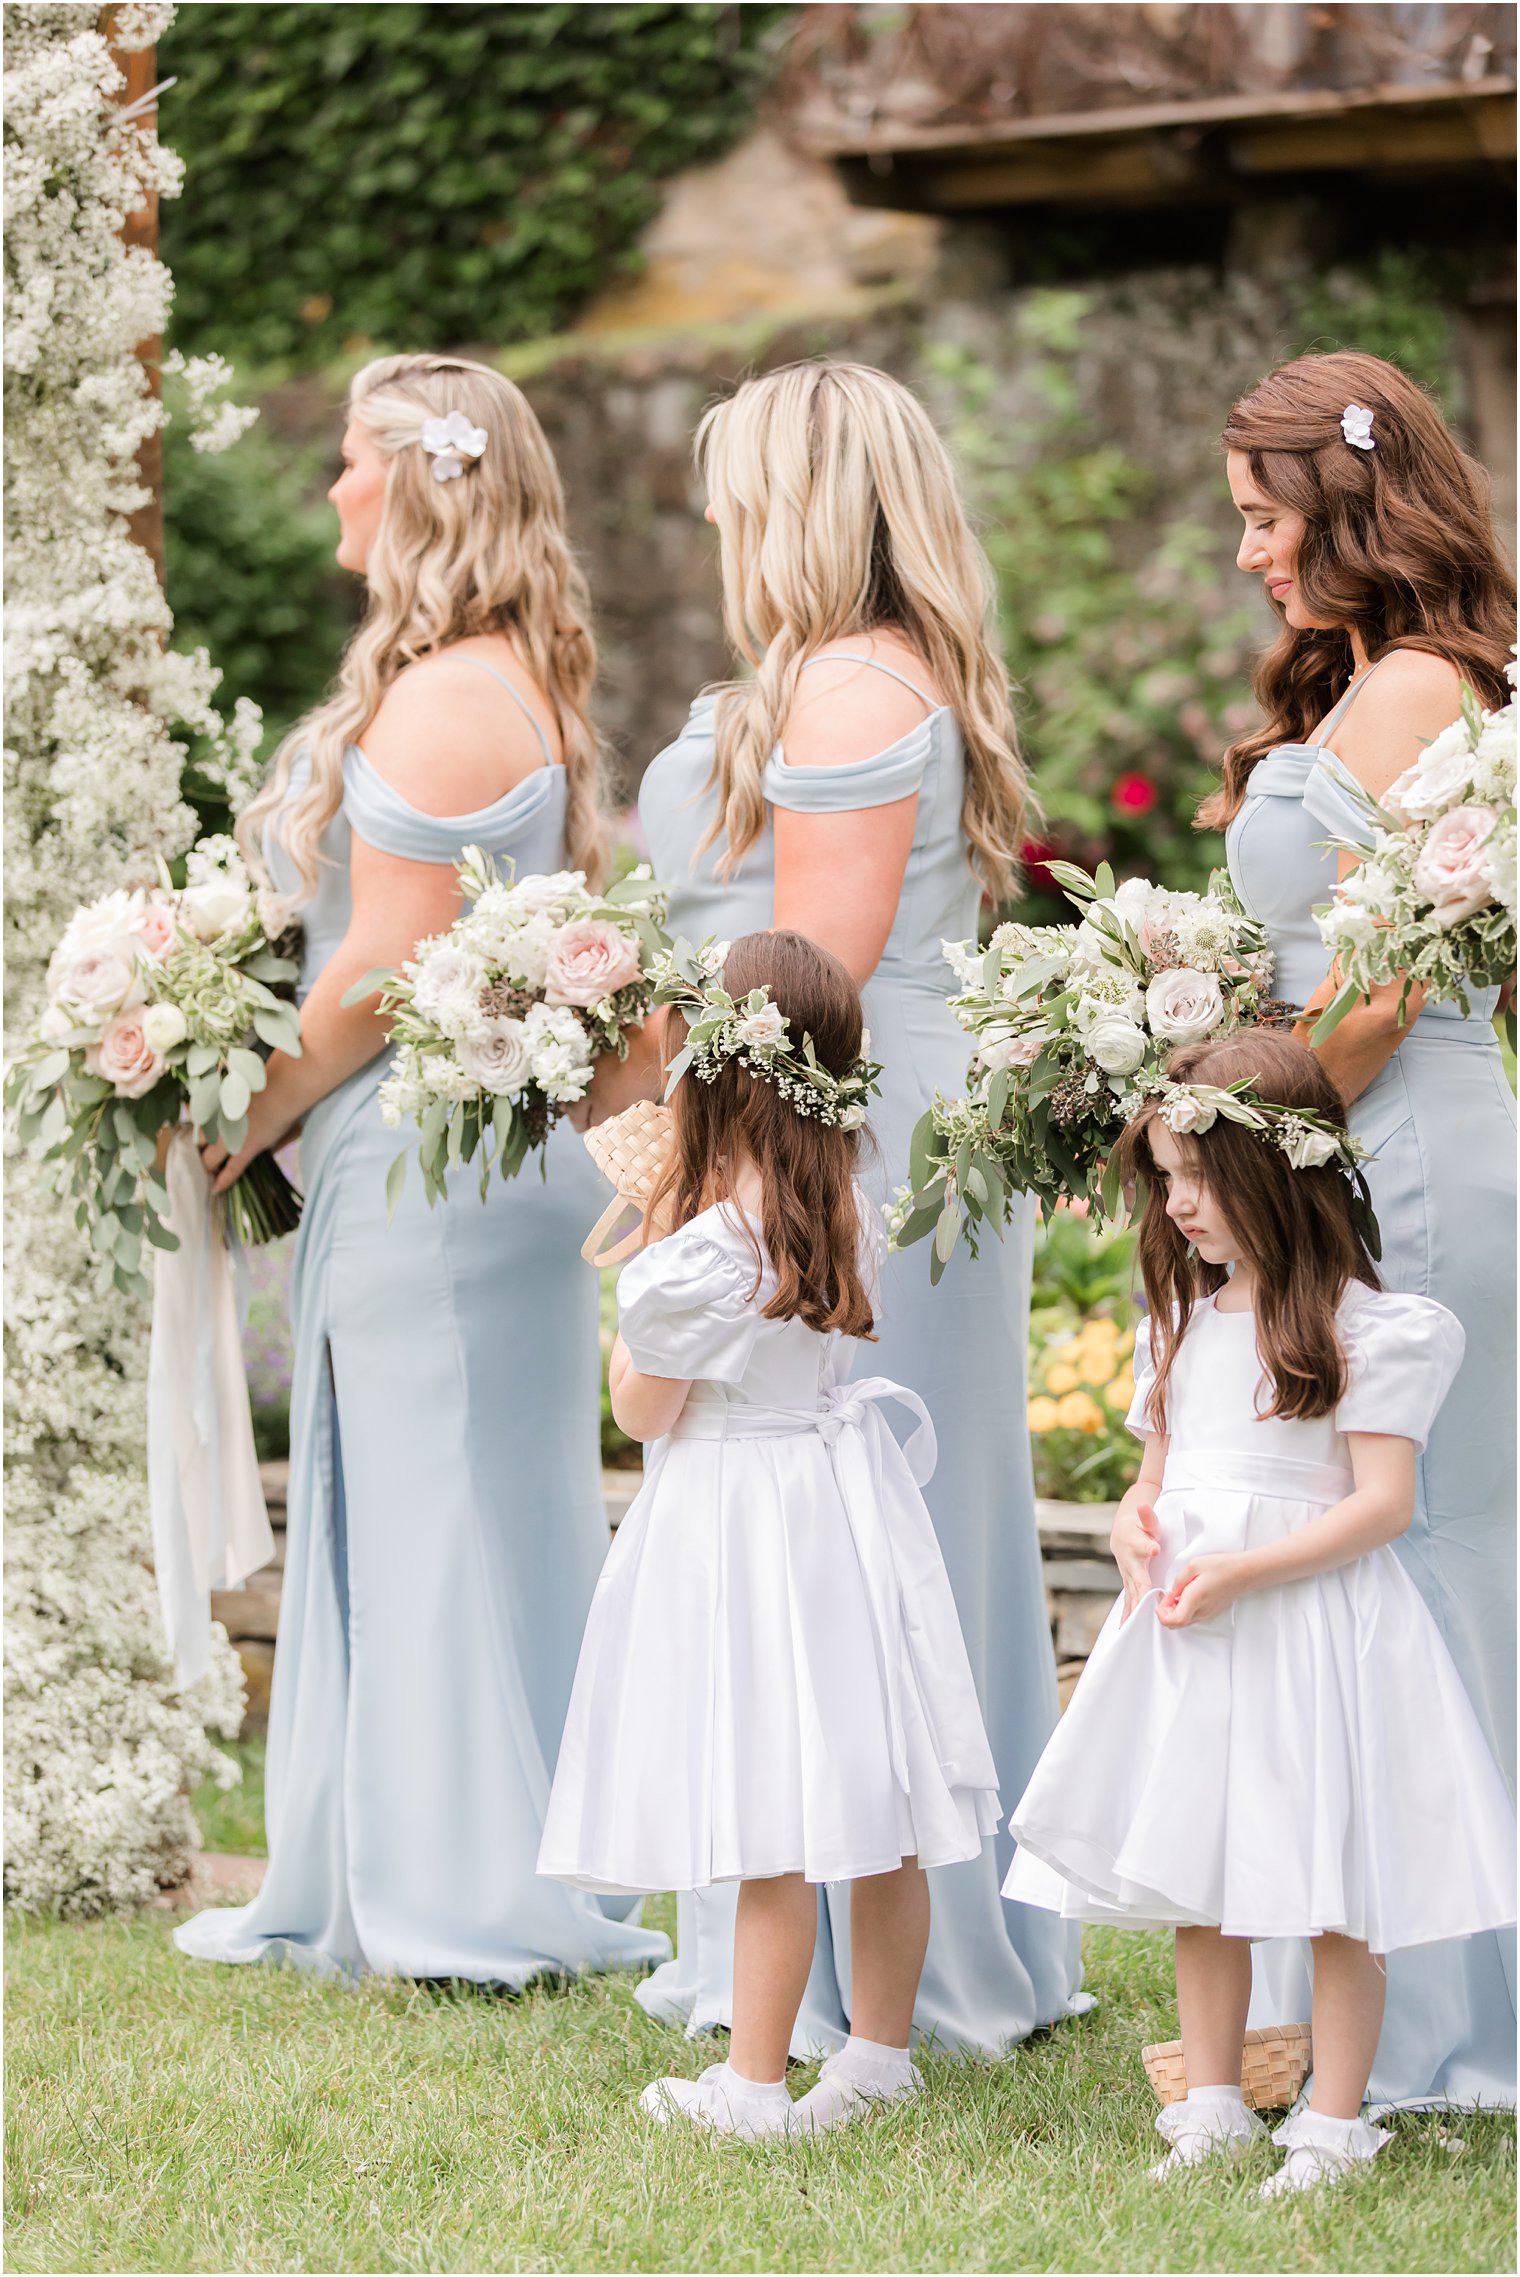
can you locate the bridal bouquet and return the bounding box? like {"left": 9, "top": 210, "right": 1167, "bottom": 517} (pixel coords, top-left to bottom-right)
{"left": 359, "top": 846, "right": 669, "bottom": 1206}
{"left": 890, "top": 862, "right": 1278, "bottom": 1277}
{"left": 5, "top": 837, "right": 303, "bottom": 1291}
{"left": 1313, "top": 676, "right": 1517, "bottom": 1044}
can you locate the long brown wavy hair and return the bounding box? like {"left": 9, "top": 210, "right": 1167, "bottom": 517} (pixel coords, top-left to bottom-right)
{"left": 1200, "top": 349, "right": 1515, "bottom": 830}
{"left": 651, "top": 930, "right": 876, "bottom": 1338}
{"left": 1119, "top": 1031, "right": 1380, "bottom": 1428}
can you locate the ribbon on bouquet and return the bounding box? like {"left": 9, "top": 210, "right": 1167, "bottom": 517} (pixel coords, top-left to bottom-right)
{"left": 670, "top": 1376, "right": 999, "bottom": 1798}
{"left": 146, "top": 1128, "right": 275, "bottom": 1686}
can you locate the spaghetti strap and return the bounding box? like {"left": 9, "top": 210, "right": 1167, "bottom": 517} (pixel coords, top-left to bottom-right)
{"left": 799, "top": 649, "right": 937, "bottom": 711}
{"left": 454, "top": 654, "right": 555, "bottom": 763}
{"left": 1317, "top": 655, "right": 1391, "bottom": 742}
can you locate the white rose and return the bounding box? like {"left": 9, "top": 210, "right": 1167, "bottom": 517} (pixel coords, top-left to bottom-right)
{"left": 735, "top": 1004, "right": 789, "bottom": 1050}
{"left": 1412, "top": 804, "right": 1499, "bottom": 928}
{"left": 141, "top": 1002, "right": 188, "bottom": 1052}
{"left": 698, "top": 939, "right": 732, "bottom": 977}
{"left": 838, "top": 1101, "right": 868, "bottom": 1131}
{"left": 411, "top": 944, "right": 488, "bottom": 1032}
{"left": 38, "top": 1003, "right": 75, "bottom": 1041}
{"left": 456, "top": 1017, "right": 532, "bottom": 1096}
{"left": 51, "top": 942, "right": 145, "bottom": 1026}
{"left": 181, "top": 871, "right": 252, "bottom": 942}
{"left": 48, "top": 888, "right": 141, "bottom": 969}
{"left": 1079, "top": 1012, "right": 1148, "bottom": 1076}
{"left": 1159, "top": 1090, "right": 1216, "bottom": 1135}
{"left": 503, "top": 870, "right": 588, "bottom": 919}
{"left": 977, "top": 1023, "right": 1042, "bottom": 1072}
{"left": 1278, "top": 1121, "right": 1341, "bottom": 1170}
{"left": 1145, "top": 968, "right": 1225, "bottom": 1045}
{"left": 1386, "top": 720, "right": 1475, "bottom": 821}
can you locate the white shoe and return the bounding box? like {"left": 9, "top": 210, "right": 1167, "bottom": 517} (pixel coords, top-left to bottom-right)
{"left": 1150, "top": 2088, "right": 1265, "bottom": 2180}
{"left": 793, "top": 2040, "right": 922, "bottom": 2134}
{"left": 1259, "top": 2109, "right": 1391, "bottom": 2200}
{"left": 639, "top": 2060, "right": 799, "bottom": 2141}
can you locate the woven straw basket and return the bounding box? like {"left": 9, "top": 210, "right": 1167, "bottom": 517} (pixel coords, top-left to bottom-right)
{"left": 581, "top": 1098, "right": 675, "bottom": 1266}
{"left": 1142, "top": 2023, "right": 1312, "bottom": 2112}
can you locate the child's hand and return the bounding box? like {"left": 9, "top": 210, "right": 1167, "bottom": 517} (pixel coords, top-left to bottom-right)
{"left": 1111, "top": 1500, "right": 1161, "bottom": 1619}
{"left": 1154, "top": 1554, "right": 1245, "bottom": 1629}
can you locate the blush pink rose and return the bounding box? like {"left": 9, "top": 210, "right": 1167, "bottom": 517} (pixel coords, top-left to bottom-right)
{"left": 1413, "top": 804, "right": 1498, "bottom": 928}
{"left": 86, "top": 1010, "right": 166, "bottom": 1099}
{"left": 542, "top": 919, "right": 641, "bottom": 1007}
{"left": 134, "top": 896, "right": 178, "bottom": 961}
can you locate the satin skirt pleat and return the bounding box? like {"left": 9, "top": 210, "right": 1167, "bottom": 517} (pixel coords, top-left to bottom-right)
{"left": 174, "top": 1057, "right": 670, "bottom": 1985}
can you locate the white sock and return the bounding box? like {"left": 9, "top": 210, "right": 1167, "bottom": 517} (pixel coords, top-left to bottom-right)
{"left": 715, "top": 2059, "right": 792, "bottom": 2107}
{"left": 830, "top": 2035, "right": 917, "bottom": 2091}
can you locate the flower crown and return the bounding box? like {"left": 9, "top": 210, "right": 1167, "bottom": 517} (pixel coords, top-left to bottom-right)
{"left": 1144, "top": 1074, "right": 1380, "bottom": 1255}
{"left": 420, "top": 410, "right": 488, "bottom": 481}
{"left": 652, "top": 940, "right": 881, "bottom": 1129}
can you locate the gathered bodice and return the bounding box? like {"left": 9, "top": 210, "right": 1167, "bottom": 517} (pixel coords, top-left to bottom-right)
{"left": 266, "top": 746, "right": 571, "bottom": 1001}
{"left": 638, "top": 691, "right": 979, "bottom": 987}
{"left": 1227, "top": 738, "right": 1499, "bottom": 1034}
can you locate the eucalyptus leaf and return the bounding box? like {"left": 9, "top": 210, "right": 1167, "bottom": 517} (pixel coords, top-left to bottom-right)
{"left": 220, "top": 1068, "right": 251, "bottom": 1123}
{"left": 227, "top": 1046, "right": 267, "bottom": 1091}
{"left": 385, "top": 1151, "right": 407, "bottom": 1223}
{"left": 933, "top": 1197, "right": 961, "bottom": 1268}
{"left": 340, "top": 967, "right": 396, "bottom": 1009}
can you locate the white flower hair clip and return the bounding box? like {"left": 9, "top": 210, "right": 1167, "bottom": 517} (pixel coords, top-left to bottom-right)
{"left": 421, "top": 410, "right": 488, "bottom": 482}
{"left": 1341, "top": 404, "right": 1376, "bottom": 452}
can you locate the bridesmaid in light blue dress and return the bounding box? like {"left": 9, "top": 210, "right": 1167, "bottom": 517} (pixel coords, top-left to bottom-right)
{"left": 1208, "top": 351, "right": 1516, "bottom": 2108}
{"left": 585, "top": 362, "right": 1086, "bottom": 2056}
{"left": 176, "top": 354, "right": 669, "bottom": 1986}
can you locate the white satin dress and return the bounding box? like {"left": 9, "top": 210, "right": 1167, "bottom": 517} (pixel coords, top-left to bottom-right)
{"left": 539, "top": 1199, "right": 1002, "bottom": 1896}
{"left": 1005, "top": 1288, "right": 1517, "bottom": 1955}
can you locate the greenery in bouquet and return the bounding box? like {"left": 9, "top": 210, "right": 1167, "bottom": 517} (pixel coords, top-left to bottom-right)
{"left": 6, "top": 840, "right": 303, "bottom": 1290}
{"left": 1313, "top": 676, "right": 1517, "bottom": 1046}
{"left": 890, "top": 862, "right": 1280, "bottom": 1278}
{"left": 360, "top": 848, "right": 669, "bottom": 1207}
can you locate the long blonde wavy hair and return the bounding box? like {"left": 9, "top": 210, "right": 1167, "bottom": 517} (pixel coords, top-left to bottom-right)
{"left": 696, "top": 361, "right": 1028, "bottom": 896}
{"left": 240, "top": 353, "right": 606, "bottom": 913}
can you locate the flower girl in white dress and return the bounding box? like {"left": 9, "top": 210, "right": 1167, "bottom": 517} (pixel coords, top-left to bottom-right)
{"left": 539, "top": 931, "right": 1001, "bottom": 2137}
{"left": 1005, "top": 1032, "right": 1516, "bottom": 2198}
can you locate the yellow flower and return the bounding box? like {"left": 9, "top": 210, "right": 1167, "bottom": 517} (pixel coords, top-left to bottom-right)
{"left": 1087, "top": 1316, "right": 1122, "bottom": 1345}
{"left": 1109, "top": 1369, "right": 1136, "bottom": 1409}
{"left": 1055, "top": 1390, "right": 1106, "bottom": 1435}
{"left": 1027, "top": 1396, "right": 1061, "bottom": 1433}
{"left": 1044, "top": 1361, "right": 1080, "bottom": 1395}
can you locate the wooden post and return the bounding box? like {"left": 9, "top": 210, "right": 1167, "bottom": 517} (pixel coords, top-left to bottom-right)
{"left": 103, "top": 11, "right": 165, "bottom": 587}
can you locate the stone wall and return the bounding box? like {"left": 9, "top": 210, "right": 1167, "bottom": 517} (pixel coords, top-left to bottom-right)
{"left": 503, "top": 131, "right": 1514, "bottom": 801}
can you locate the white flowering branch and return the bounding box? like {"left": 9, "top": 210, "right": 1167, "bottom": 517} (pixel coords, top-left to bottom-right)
{"left": 5, "top": 2, "right": 259, "bottom": 1912}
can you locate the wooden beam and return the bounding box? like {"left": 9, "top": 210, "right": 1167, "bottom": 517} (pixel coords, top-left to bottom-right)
{"left": 1234, "top": 94, "right": 1515, "bottom": 172}
{"left": 803, "top": 74, "right": 1518, "bottom": 163}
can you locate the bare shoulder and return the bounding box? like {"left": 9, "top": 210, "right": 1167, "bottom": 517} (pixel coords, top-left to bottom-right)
{"left": 1332, "top": 649, "right": 1465, "bottom": 798}
{"left": 782, "top": 633, "right": 943, "bottom": 772}
{"left": 362, "top": 645, "right": 557, "bottom": 816}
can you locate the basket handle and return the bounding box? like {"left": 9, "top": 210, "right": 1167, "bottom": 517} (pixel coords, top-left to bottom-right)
{"left": 581, "top": 1194, "right": 649, "bottom": 1269}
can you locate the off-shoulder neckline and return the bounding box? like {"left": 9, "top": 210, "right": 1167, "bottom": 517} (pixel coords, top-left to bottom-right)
{"left": 346, "top": 742, "right": 564, "bottom": 828}
{"left": 679, "top": 691, "right": 953, "bottom": 780}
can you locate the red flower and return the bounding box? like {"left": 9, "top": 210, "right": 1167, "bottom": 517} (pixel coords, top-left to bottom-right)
{"left": 1112, "top": 773, "right": 1159, "bottom": 815}
{"left": 1020, "top": 837, "right": 1059, "bottom": 889}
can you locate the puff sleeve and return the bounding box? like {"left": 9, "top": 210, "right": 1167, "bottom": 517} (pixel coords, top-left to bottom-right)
{"left": 617, "top": 1224, "right": 761, "bottom": 1384}
{"left": 1336, "top": 1288, "right": 1466, "bottom": 1451}
{"left": 1124, "top": 1311, "right": 1160, "bottom": 1438}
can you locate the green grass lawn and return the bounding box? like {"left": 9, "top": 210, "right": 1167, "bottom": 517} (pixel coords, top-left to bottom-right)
{"left": 4, "top": 1747, "right": 1513, "bottom": 2275}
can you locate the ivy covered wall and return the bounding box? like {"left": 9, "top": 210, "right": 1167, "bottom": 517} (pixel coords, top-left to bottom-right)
{"left": 159, "top": 3, "right": 791, "bottom": 369}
